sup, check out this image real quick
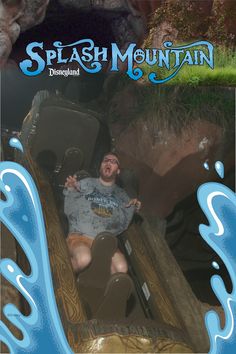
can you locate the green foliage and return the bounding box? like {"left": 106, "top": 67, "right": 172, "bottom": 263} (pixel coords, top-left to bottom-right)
{"left": 129, "top": 86, "right": 235, "bottom": 136}
{"left": 107, "top": 79, "right": 234, "bottom": 142}
{"left": 140, "top": 45, "right": 236, "bottom": 86}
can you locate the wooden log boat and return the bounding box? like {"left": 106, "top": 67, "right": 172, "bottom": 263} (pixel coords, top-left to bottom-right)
{"left": 2, "top": 91, "right": 214, "bottom": 353}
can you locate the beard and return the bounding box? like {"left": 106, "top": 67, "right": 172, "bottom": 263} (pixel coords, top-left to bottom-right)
{"left": 99, "top": 166, "right": 117, "bottom": 182}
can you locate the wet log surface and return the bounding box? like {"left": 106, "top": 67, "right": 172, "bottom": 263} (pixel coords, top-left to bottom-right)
{"left": 122, "top": 224, "right": 182, "bottom": 329}
{"left": 134, "top": 220, "right": 209, "bottom": 352}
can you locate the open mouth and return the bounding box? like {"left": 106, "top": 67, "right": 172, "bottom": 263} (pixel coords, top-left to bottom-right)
{"left": 104, "top": 166, "right": 111, "bottom": 174}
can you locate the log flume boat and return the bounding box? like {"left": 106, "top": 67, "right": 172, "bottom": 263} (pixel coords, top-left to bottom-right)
{"left": 2, "top": 91, "right": 212, "bottom": 353}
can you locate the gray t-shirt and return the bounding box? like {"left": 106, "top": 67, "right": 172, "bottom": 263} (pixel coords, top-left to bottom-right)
{"left": 63, "top": 178, "right": 135, "bottom": 238}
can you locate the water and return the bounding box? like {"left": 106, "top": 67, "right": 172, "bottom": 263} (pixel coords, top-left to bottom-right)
{"left": 198, "top": 161, "right": 236, "bottom": 354}
{"left": 204, "top": 161, "right": 210, "bottom": 170}
{"left": 212, "top": 261, "right": 220, "bottom": 270}
{"left": 9, "top": 138, "right": 24, "bottom": 152}
{"left": 0, "top": 139, "right": 72, "bottom": 353}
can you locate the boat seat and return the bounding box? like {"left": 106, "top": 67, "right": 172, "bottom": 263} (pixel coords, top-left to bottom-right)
{"left": 56, "top": 147, "right": 84, "bottom": 187}
{"left": 19, "top": 90, "right": 108, "bottom": 186}
{"left": 78, "top": 233, "right": 134, "bottom": 320}
{"left": 95, "top": 272, "right": 134, "bottom": 320}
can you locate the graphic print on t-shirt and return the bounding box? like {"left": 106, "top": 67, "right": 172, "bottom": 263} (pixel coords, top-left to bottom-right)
{"left": 85, "top": 188, "right": 119, "bottom": 218}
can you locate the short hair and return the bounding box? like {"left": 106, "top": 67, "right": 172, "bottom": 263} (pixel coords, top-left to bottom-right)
{"left": 101, "top": 151, "right": 120, "bottom": 166}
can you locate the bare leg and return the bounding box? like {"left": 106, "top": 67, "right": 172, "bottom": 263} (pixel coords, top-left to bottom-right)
{"left": 111, "top": 250, "right": 128, "bottom": 274}
{"left": 67, "top": 233, "right": 128, "bottom": 274}
{"left": 70, "top": 244, "right": 92, "bottom": 272}
{"left": 66, "top": 233, "right": 93, "bottom": 273}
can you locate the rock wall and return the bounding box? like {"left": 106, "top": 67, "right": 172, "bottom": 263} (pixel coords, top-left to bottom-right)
{"left": 2, "top": 0, "right": 234, "bottom": 68}
{"left": 113, "top": 119, "right": 233, "bottom": 217}
{"left": 146, "top": 0, "right": 236, "bottom": 47}
{"left": 106, "top": 83, "right": 235, "bottom": 218}
{"left": 0, "top": 0, "right": 49, "bottom": 66}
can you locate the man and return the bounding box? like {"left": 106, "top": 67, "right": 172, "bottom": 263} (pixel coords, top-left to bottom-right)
{"left": 64, "top": 152, "right": 141, "bottom": 274}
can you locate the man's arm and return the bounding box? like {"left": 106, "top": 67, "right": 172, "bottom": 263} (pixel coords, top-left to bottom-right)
{"left": 117, "top": 189, "right": 141, "bottom": 233}
{"left": 125, "top": 198, "right": 141, "bottom": 211}
{"left": 63, "top": 175, "right": 81, "bottom": 217}
{"left": 64, "top": 175, "right": 80, "bottom": 191}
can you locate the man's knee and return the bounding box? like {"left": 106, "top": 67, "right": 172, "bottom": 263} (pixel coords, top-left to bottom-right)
{"left": 111, "top": 253, "right": 128, "bottom": 274}
{"left": 71, "top": 247, "right": 91, "bottom": 271}
{"left": 78, "top": 252, "right": 92, "bottom": 269}
{"left": 115, "top": 261, "right": 128, "bottom": 273}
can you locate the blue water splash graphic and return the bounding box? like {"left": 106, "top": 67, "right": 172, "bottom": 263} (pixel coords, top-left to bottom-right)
{"left": 9, "top": 138, "right": 24, "bottom": 152}
{"left": 212, "top": 261, "right": 220, "bottom": 270}
{"left": 215, "top": 161, "right": 224, "bottom": 179}
{"left": 197, "top": 161, "right": 236, "bottom": 354}
{"left": 204, "top": 161, "right": 210, "bottom": 170}
{"left": 0, "top": 140, "right": 73, "bottom": 353}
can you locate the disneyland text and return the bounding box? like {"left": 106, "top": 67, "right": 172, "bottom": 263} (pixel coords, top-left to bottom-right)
{"left": 19, "top": 39, "right": 214, "bottom": 84}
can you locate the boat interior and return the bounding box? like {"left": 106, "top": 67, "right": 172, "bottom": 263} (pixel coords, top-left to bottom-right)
{"left": 2, "top": 90, "right": 221, "bottom": 353}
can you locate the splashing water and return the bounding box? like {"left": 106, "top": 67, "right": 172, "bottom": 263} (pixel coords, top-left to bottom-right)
{"left": 215, "top": 161, "right": 224, "bottom": 179}
{"left": 204, "top": 161, "right": 210, "bottom": 170}
{"left": 212, "top": 261, "right": 220, "bottom": 270}
{"left": 9, "top": 138, "right": 24, "bottom": 152}
{"left": 0, "top": 139, "right": 72, "bottom": 353}
{"left": 197, "top": 161, "right": 236, "bottom": 354}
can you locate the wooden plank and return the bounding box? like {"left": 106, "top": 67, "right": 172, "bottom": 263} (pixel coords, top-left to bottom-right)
{"left": 123, "top": 224, "right": 182, "bottom": 329}
{"left": 14, "top": 150, "right": 87, "bottom": 348}
{"left": 1, "top": 225, "right": 22, "bottom": 353}
{"left": 140, "top": 218, "right": 209, "bottom": 352}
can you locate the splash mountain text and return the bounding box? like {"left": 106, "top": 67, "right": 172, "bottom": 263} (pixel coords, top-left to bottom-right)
{"left": 19, "top": 39, "right": 214, "bottom": 84}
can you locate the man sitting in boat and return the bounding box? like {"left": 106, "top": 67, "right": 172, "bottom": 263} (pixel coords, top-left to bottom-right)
{"left": 63, "top": 152, "right": 141, "bottom": 274}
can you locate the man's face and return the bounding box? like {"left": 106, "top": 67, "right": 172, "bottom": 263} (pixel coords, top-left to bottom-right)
{"left": 99, "top": 154, "right": 120, "bottom": 182}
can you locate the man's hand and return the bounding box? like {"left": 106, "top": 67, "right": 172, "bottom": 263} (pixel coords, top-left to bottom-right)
{"left": 125, "top": 198, "right": 141, "bottom": 211}
{"left": 65, "top": 175, "right": 80, "bottom": 190}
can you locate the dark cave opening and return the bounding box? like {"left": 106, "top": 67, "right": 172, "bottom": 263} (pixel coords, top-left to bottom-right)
{"left": 10, "top": 3, "right": 117, "bottom": 65}
{"left": 166, "top": 170, "right": 234, "bottom": 306}
{"left": 5, "top": 3, "right": 121, "bottom": 129}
